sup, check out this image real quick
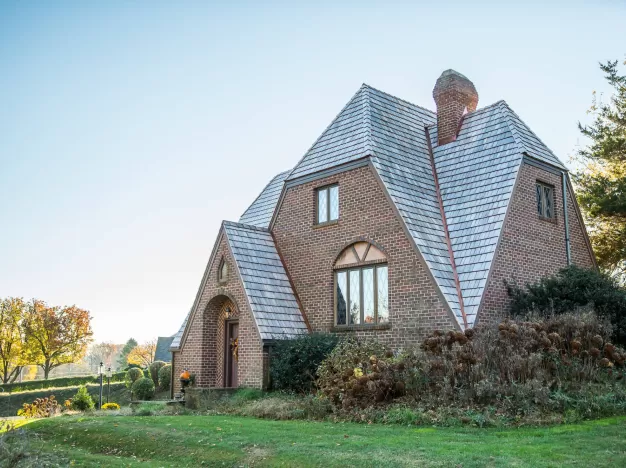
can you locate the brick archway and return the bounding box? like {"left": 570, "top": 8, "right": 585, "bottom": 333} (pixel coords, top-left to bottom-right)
{"left": 202, "top": 294, "right": 240, "bottom": 388}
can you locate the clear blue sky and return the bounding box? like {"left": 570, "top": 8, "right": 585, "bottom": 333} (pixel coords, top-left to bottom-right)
{"left": 1, "top": 1, "right": 624, "bottom": 344}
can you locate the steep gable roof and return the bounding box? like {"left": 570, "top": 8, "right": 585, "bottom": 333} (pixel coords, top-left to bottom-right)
{"left": 239, "top": 170, "right": 290, "bottom": 228}
{"left": 223, "top": 222, "right": 308, "bottom": 340}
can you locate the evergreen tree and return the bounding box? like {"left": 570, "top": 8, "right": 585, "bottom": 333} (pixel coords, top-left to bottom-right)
{"left": 574, "top": 58, "right": 626, "bottom": 282}
{"left": 117, "top": 338, "right": 138, "bottom": 368}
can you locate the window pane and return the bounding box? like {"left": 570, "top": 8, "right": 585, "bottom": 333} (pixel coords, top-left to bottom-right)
{"left": 349, "top": 270, "right": 361, "bottom": 325}
{"left": 536, "top": 184, "right": 543, "bottom": 216}
{"left": 329, "top": 186, "right": 339, "bottom": 220}
{"left": 362, "top": 268, "right": 374, "bottom": 323}
{"left": 377, "top": 266, "right": 389, "bottom": 323}
{"left": 336, "top": 272, "right": 347, "bottom": 325}
{"left": 318, "top": 189, "right": 328, "bottom": 223}
{"left": 544, "top": 186, "right": 552, "bottom": 218}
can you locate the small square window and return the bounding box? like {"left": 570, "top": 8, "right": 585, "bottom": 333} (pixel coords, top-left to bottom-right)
{"left": 536, "top": 182, "right": 555, "bottom": 220}
{"left": 316, "top": 185, "right": 339, "bottom": 224}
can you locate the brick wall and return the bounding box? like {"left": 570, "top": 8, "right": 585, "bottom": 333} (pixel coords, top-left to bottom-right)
{"left": 272, "top": 165, "right": 459, "bottom": 348}
{"left": 479, "top": 162, "right": 596, "bottom": 324}
{"left": 172, "top": 234, "right": 265, "bottom": 391}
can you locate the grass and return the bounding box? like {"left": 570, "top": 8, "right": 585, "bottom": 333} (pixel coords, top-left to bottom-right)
{"left": 11, "top": 414, "right": 626, "bottom": 467}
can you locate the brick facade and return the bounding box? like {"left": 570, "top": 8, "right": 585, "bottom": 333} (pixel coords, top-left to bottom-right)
{"left": 479, "top": 162, "right": 596, "bottom": 324}
{"left": 272, "top": 164, "right": 459, "bottom": 348}
{"left": 172, "top": 234, "right": 267, "bottom": 392}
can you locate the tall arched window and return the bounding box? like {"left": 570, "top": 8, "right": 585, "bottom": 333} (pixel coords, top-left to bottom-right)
{"left": 334, "top": 242, "right": 388, "bottom": 326}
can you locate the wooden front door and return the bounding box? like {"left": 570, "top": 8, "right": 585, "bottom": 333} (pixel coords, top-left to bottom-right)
{"left": 225, "top": 321, "right": 239, "bottom": 387}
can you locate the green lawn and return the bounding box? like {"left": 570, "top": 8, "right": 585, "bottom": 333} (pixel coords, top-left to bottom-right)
{"left": 12, "top": 414, "right": 626, "bottom": 467}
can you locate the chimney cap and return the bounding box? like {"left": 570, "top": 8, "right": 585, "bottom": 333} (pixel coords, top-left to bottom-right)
{"left": 433, "top": 69, "right": 478, "bottom": 102}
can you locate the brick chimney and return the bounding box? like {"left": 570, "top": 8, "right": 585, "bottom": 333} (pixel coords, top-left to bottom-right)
{"left": 432, "top": 70, "right": 478, "bottom": 145}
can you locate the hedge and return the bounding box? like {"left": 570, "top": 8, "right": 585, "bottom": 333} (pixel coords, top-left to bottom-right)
{"left": 0, "top": 372, "right": 126, "bottom": 394}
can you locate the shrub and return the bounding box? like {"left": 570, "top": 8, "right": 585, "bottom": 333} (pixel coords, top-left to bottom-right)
{"left": 507, "top": 265, "right": 626, "bottom": 345}
{"left": 132, "top": 377, "right": 155, "bottom": 401}
{"left": 70, "top": 386, "right": 95, "bottom": 411}
{"left": 271, "top": 333, "right": 340, "bottom": 393}
{"left": 17, "top": 395, "right": 59, "bottom": 418}
{"left": 101, "top": 402, "right": 120, "bottom": 410}
{"left": 1, "top": 372, "right": 126, "bottom": 394}
{"left": 158, "top": 364, "right": 172, "bottom": 391}
{"left": 149, "top": 361, "right": 167, "bottom": 387}
{"left": 317, "top": 338, "right": 409, "bottom": 409}
{"left": 125, "top": 368, "right": 144, "bottom": 389}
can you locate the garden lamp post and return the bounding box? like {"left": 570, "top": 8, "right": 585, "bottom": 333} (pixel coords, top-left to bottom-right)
{"left": 106, "top": 367, "right": 112, "bottom": 403}
{"left": 98, "top": 362, "right": 104, "bottom": 410}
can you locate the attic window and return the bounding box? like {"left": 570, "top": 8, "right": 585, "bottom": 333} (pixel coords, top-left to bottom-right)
{"left": 316, "top": 184, "right": 339, "bottom": 225}
{"left": 536, "top": 182, "right": 555, "bottom": 220}
{"left": 218, "top": 259, "right": 228, "bottom": 283}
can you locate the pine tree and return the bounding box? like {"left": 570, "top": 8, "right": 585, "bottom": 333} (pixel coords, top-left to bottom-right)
{"left": 574, "top": 58, "right": 626, "bottom": 282}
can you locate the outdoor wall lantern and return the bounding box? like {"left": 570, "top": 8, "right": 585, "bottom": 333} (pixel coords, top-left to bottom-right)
{"left": 225, "top": 306, "right": 231, "bottom": 319}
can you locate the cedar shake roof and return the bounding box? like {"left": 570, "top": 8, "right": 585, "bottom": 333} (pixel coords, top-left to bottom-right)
{"left": 223, "top": 221, "right": 308, "bottom": 339}
{"left": 239, "top": 170, "right": 290, "bottom": 228}
{"left": 173, "top": 79, "right": 567, "bottom": 342}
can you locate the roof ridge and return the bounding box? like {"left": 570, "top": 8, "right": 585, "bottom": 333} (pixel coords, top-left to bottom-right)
{"left": 426, "top": 99, "right": 508, "bottom": 130}
{"left": 286, "top": 86, "right": 366, "bottom": 181}
{"left": 362, "top": 83, "right": 437, "bottom": 118}
{"left": 498, "top": 101, "right": 564, "bottom": 166}
{"left": 223, "top": 220, "right": 271, "bottom": 232}
{"left": 497, "top": 101, "right": 525, "bottom": 155}
{"left": 362, "top": 86, "right": 374, "bottom": 155}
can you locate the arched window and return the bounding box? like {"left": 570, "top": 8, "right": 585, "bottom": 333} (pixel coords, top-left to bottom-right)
{"left": 218, "top": 259, "right": 229, "bottom": 283}
{"left": 334, "top": 242, "right": 388, "bottom": 326}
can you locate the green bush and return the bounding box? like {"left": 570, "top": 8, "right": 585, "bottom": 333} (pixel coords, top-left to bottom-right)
{"left": 132, "top": 377, "right": 155, "bottom": 401}
{"left": 507, "top": 265, "right": 626, "bottom": 345}
{"left": 158, "top": 364, "right": 171, "bottom": 391}
{"left": 149, "top": 361, "right": 167, "bottom": 387}
{"left": 125, "top": 368, "right": 144, "bottom": 389}
{"left": 270, "top": 333, "right": 340, "bottom": 393}
{"left": 0, "top": 372, "right": 126, "bottom": 394}
{"left": 70, "top": 386, "right": 95, "bottom": 411}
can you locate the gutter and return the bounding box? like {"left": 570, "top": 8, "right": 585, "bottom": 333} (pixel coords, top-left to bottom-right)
{"left": 561, "top": 172, "right": 572, "bottom": 266}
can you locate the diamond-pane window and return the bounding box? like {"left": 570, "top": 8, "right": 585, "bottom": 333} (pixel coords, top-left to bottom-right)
{"left": 363, "top": 268, "right": 374, "bottom": 323}
{"left": 317, "top": 189, "right": 328, "bottom": 223}
{"left": 334, "top": 242, "right": 389, "bottom": 326}
{"left": 316, "top": 185, "right": 338, "bottom": 224}
{"left": 329, "top": 186, "right": 339, "bottom": 220}
{"left": 377, "top": 266, "right": 388, "bottom": 323}
{"left": 336, "top": 271, "right": 347, "bottom": 325}
{"left": 536, "top": 182, "right": 555, "bottom": 219}
{"left": 349, "top": 270, "right": 361, "bottom": 325}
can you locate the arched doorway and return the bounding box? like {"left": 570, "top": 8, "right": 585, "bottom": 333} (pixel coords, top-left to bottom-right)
{"left": 203, "top": 295, "right": 240, "bottom": 388}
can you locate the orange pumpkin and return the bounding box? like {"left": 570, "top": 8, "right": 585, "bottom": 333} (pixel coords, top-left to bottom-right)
{"left": 180, "top": 370, "right": 190, "bottom": 380}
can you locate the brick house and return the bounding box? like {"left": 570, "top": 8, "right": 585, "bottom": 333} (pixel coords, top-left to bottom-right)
{"left": 170, "top": 70, "right": 596, "bottom": 392}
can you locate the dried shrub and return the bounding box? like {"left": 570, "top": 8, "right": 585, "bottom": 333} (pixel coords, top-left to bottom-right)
{"left": 17, "top": 395, "right": 59, "bottom": 418}
{"left": 317, "top": 338, "right": 411, "bottom": 409}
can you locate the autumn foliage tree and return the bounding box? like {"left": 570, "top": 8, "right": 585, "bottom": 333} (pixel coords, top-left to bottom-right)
{"left": 126, "top": 339, "right": 157, "bottom": 368}
{"left": 0, "top": 297, "right": 27, "bottom": 384}
{"left": 22, "top": 300, "right": 93, "bottom": 379}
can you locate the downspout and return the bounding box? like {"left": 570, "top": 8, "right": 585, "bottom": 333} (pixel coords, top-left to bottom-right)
{"left": 561, "top": 171, "right": 572, "bottom": 266}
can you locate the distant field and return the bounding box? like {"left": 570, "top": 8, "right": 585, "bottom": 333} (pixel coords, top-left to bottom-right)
{"left": 16, "top": 414, "right": 626, "bottom": 467}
